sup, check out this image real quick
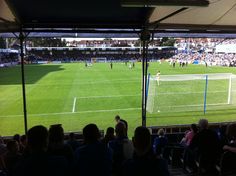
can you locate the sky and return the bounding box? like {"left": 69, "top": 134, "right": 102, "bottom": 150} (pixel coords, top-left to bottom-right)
{"left": 61, "top": 38, "right": 139, "bottom": 41}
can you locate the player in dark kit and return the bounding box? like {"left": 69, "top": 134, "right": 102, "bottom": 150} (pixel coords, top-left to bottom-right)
{"left": 110, "top": 62, "right": 113, "bottom": 69}
{"left": 173, "top": 61, "right": 176, "bottom": 68}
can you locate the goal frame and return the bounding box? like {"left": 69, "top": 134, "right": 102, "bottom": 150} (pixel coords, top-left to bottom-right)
{"left": 91, "top": 57, "right": 107, "bottom": 63}
{"left": 146, "top": 73, "right": 235, "bottom": 114}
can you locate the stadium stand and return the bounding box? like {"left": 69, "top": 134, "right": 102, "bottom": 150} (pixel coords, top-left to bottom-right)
{"left": 23, "top": 38, "right": 236, "bottom": 67}
{"left": 2, "top": 1, "right": 236, "bottom": 176}
{"left": 1, "top": 119, "right": 236, "bottom": 176}
{"left": 3, "top": 38, "right": 236, "bottom": 68}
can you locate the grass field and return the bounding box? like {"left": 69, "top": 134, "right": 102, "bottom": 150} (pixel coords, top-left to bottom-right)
{"left": 1, "top": 62, "right": 236, "bottom": 137}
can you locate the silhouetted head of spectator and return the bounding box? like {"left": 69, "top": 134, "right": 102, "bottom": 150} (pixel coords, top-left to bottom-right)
{"left": 49, "top": 124, "right": 64, "bottom": 144}
{"left": 7, "top": 140, "right": 19, "bottom": 153}
{"left": 226, "top": 123, "right": 236, "bottom": 140}
{"left": 198, "top": 119, "right": 208, "bottom": 130}
{"left": 191, "top": 124, "right": 198, "bottom": 134}
{"left": 69, "top": 132, "right": 75, "bottom": 140}
{"left": 106, "top": 127, "right": 115, "bottom": 137}
{"left": 157, "top": 128, "right": 165, "bottom": 136}
{"left": 83, "top": 124, "right": 100, "bottom": 144}
{"left": 0, "top": 136, "right": 4, "bottom": 144}
{"left": 13, "top": 134, "right": 20, "bottom": 143}
{"left": 115, "top": 115, "right": 121, "bottom": 123}
{"left": 133, "top": 126, "right": 151, "bottom": 156}
{"left": 27, "top": 125, "right": 48, "bottom": 152}
{"left": 20, "top": 135, "right": 27, "bottom": 146}
{"left": 115, "top": 122, "right": 126, "bottom": 138}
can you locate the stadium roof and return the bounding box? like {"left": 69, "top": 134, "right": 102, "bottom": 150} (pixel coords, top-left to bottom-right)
{"left": 1, "top": 0, "right": 236, "bottom": 36}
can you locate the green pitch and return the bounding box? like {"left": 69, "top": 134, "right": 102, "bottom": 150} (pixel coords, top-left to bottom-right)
{"left": 1, "top": 62, "right": 236, "bottom": 137}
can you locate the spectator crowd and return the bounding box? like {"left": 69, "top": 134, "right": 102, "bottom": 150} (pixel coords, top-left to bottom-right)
{"left": 0, "top": 115, "right": 169, "bottom": 176}
{"left": 2, "top": 38, "right": 236, "bottom": 67}
{"left": 0, "top": 116, "right": 236, "bottom": 176}
{"left": 169, "top": 52, "right": 236, "bottom": 67}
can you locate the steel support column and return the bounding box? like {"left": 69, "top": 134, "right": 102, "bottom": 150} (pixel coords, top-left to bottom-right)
{"left": 19, "top": 29, "right": 28, "bottom": 134}
{"left": 140, "top": 28, "right": 150, "bottom": 127}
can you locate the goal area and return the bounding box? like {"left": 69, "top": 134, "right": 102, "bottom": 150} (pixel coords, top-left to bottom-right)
{"left": 146, "top": 73, "right": 236, "bottom": 114}
{"left": 91, "top": 57, "right": 107, "bottom": 63}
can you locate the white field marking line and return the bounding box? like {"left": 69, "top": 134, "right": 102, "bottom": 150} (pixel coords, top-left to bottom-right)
{"left": 26, "top": 78, "right": 140, "bottom": 86}
{"left": 0, "top": 107, "right": 141, "bottom": 118}
{"left": 77, "top": 94, "right": 141, "bottom": 99}
{"left": 157, "top": 91, "right": 228, "bottom": 95}
{"left": 152, "top": 73, "right": 235, "bottom": 77}
{"left": 77, "top": 91, "right": 228, "bottom": 99}
{"left": 157, "top": 103, "right": 228, "bottom": 108}
{"left": 72, "top": 97, "right": 77, "bottom": 113}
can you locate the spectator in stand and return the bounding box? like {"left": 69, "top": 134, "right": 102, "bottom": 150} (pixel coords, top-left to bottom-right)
{"left": 13, "top": 135, "right": 20, "bottom": 143}
{"left": 108, "top": 122, "right": 133, "bottom": 176}
{"left": 12, "top": 125, "right": 68, "bottom": 176}
{"left": 13, "top": 134, "right": 26, "bottom": 153}
{"left": 75, "top": 124, "right": 112, "bottom": 176}
{"left": 0, "top": 136, "right": 7, "bottom": 170}
{"left": 189, "top": 119, "right": 220, "bottom": 175}
{"left": 48, "top": 124, "right": 74, "bottom": 164}
{"left": 180, "top": 124, "right": 198, "bottom": 147}
{"left": 223, "top": 123, "right": 236, "bottom": 153}
{"left": 4, "top": 140, "right": 22, "bottom": 174}
{"left": 19, "top": 135, "right": 27, "bottom": 153}
{"left": 221, "top": 123, "right": 236, "bottom": 174}
{"left": 122, "top": 126, "right": 169, "bottom": 176}
{"left": 0, "top": 136, "right": 7, "bottom": 156}
{"left": 217, "top": 125, "right": 228, "bottom": 151}
{"left": 115, "top": 115, "right": 128, "bottom": 132}
{"left": 101, "top": 127, "right": 115, "bottom": 145}
{"left": 13, "top": 134, "right": 20, "bottom": 147}
{"left": 66, "top": 132, "right": 80, "bottom": 151}
{"left": 153, "top": 129, "right": 168, "bottom": 157}
{"left": 181, "top": 124, "right": 198, "bottom": 172}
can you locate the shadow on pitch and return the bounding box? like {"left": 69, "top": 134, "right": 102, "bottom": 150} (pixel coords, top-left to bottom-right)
{"left": 0, "top": 64, "right": 64, "bottom": 85}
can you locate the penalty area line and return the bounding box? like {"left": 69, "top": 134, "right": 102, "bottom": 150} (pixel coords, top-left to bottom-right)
{"left": 0, "top": 107, "right": 141, "bottom": 118}
{"left": 72, "top": 97, "right": 77, "bottom": 113}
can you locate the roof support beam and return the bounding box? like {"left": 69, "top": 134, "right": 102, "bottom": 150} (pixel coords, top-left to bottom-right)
{"left": 4, "top": 0, "right": 22, "bottom": 23}
{"left": 0, "top": 16, "right": 12, "bottom": 23}
{"left": 121, "top": 0, "right": 209, "bottom": 7}
{"left": 149, "top": 7, "right": 188, "bottom": 29}
{"left": 19, "top": 29, "right": 28, "bottom": 135}
{"left": 140, "top": 27, "right": 150, "bottom": 127}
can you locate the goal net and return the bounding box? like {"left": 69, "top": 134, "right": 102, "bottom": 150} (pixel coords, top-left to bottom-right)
{"left": 91, "top": 57, "right": 107, "bottom": 63}
{"left": 146, "top": 73, "right": 236, "bottom": 114}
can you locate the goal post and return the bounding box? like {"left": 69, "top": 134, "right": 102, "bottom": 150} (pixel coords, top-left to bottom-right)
{"left": 146, "top": 73, "right": 236, "bottom": 114}
{"left": 146, "top": 73, "right": 157, "bottom": 114}
{"left": 228, "top": 75, "right": 232, "bottom": 104}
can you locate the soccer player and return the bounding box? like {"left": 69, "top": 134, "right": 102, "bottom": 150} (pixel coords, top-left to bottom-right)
{"left": 172, "top": 59, "right": 176, "bottom": 68}
{"left": 156, "top": 70, "right": 160, "bottom": 86}
{"left": 110, "top": 62, "right": 113, "bottom": 69}
{"left": 129, "top": 63, "right": 132, "bottom": 69}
